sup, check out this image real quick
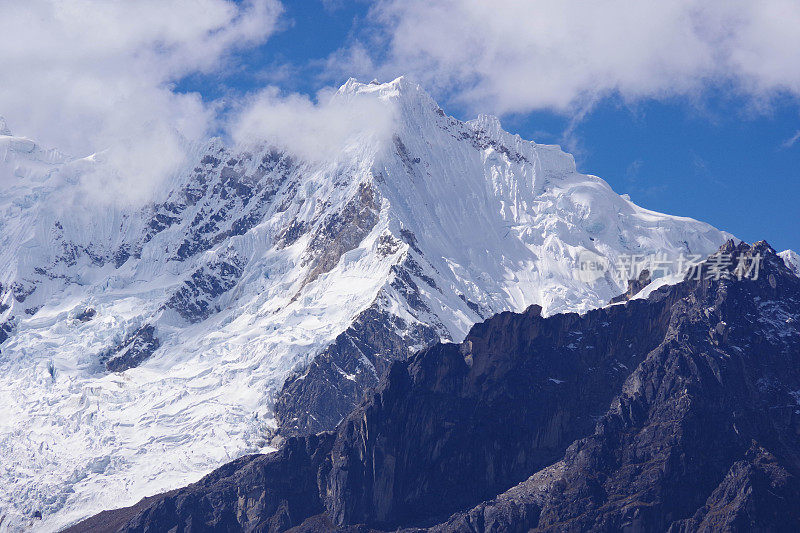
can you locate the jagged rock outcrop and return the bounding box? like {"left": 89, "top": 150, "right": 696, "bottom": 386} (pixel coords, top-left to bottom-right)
{"left": 609, "top": 268, "right": 651, "bottom": 304}
{"left": 274, "top": 250, "right": 453, "bottom": 440}
{"left": 68, "top": 241, "right": 800, "bottom": 532}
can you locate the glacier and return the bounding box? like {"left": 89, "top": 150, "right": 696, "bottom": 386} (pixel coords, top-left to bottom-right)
{"left": 0, "top": 78, "right": 731, "bottom": 531}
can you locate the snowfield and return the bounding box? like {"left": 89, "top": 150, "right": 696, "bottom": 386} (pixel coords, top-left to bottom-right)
{"left": 0, "top": 78, "right": 735, "bottom": 531}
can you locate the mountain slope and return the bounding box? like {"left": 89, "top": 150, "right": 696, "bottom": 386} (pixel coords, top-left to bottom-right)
{"left": 67, "top": 241, "right": 800, "bottom": 532}
{"left": 0, "top": 79, "right": 727, "bottom": 530}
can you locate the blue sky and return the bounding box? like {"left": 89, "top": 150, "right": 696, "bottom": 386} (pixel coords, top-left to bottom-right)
{"left": 513, "top": 96, "right": 800, "bottom": 253}
{"left": 176, "top": 0, "right": 800, "bottom": 252}
{"left": 1, "top": 0, "right": 798, "bottom": 251}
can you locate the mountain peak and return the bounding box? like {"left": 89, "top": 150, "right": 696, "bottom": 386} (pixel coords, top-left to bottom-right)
{"left": 335, "top": 76, "right": 439, "bottom": 113}
{"left": 337, "top": 75, "right": 413, "bottom": 95}
{"left": 780, "top": 249, "right": 800, "bottom": 276}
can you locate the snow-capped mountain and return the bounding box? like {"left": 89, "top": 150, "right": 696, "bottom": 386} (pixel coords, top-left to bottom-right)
{"left": 0, "top": 78, "right": 731, "bottom": 530}
{"left": 781, "top": 249, "right": 800, "bottom": 277}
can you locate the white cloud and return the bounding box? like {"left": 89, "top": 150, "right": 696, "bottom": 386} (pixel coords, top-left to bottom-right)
{"left": 228, "top": 85, "right": 397, "bottom": 162}
{"left": 782, "top": 130, "right": 800, "bottom": 148}
{"left": 338, "top": 0, "right": 800, "bottom": 116}
{"left": 0, "top": 0, "right": 283, "bottom": 203}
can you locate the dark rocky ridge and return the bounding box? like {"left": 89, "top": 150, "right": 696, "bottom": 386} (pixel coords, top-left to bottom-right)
{"left": 0, "top": 146, "right": 302, "bottom": 357}
{"left": 67, "top": 241, "right": 800, "bottom": 532}
{"left": 168, "top": 147, "right": 298, "bottom": 262}
{"left": 433, "top": 242, "right": 800, "bottom": 532}
{"left": 0, "top": 284, "right": 12, "bottom": 351}
{"left": 0, "top": 318, "right": 12, "bottom": 348}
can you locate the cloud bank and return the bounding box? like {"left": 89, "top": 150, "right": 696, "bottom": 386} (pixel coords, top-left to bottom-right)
{"left": 3, "top": 0, "right": 799, "bottom": 205}
{"left": 339, "top": 0, "right": 800, "bottom": 115}
{"left": 0, "top": 0, "right": 283, "bottom": 203}
{"left": 228, "top": 85, "right": 397, "bottom": 162}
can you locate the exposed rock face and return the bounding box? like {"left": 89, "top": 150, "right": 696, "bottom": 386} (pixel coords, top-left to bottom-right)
{"left": 322, "top": 296, "right": 677, "bottom": 528}
{"left": 75, "top": 307, "right": 96, "bottom": 322}
{"left": 102, "top": 324, "right": 161, "bottom": 372}
{"left": 0, "top": 319, "right": 12, "bottom": 347}
{"left": 70, "top": 241, "right": 800, "bottom": 532}
{"left": 275, "top": 252, "right": 451, "bottom": 440}
{"left": 299, "top": 182, "right": 380, "bottom": 290}
{"left": 668, "top": 444, "right": 800, "bottom": 532}
{"left": 163, "top": 252, "right": 247, "bottom": 323}
{"left": 275, "top": 300, "right": 440, "bottom": 439}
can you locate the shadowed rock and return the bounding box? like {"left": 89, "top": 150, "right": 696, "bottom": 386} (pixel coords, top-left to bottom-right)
{"left": 102, "top": 324, "right": 161, "bottom": 372}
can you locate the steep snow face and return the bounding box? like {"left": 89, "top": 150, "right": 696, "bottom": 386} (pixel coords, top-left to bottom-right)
{"left": 0, "top": 133, "right": 393, "bottom": 532}
{"left": 0, "top": 78, "right": 727, "bottom": 531}
{"left": 357, "top": 79, "right": 726, "bottom": 335}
